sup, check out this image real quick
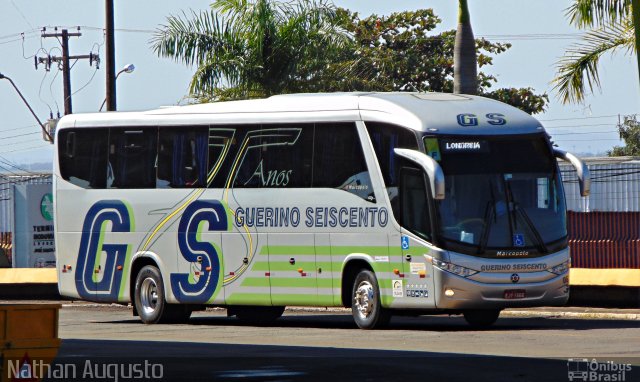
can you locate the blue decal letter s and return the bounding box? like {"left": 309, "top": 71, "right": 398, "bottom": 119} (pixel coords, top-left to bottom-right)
{"left": 171, "top": 200, "right": 227, "bottom": 303}
{"left": 486, "top": 113, "right": 507, "bottom": 126}
{"left": 75, "top": 200, "right": 131, "bottom": 301}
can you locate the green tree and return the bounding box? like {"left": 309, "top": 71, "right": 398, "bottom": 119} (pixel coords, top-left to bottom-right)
{"left": 313, "top": 9, "right": 548, "bottom": 114}
{"left": 152, "top": 4, "right": 547, "bottom": 113}
{"left": 609, "top": 115, "right": 640, "bottom": 156}
{"left": 453, "top": 0, "right": 478, "bottom": 95}
{"left": 553, "top": 0, "right": 636, "bottom": 104}
{"left": 151, "top": 0, "right": 349, "bottom": 100}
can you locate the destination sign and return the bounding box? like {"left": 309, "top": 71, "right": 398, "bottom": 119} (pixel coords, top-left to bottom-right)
{"left": 441, "top": 140, "right": 489, "bottom": 153}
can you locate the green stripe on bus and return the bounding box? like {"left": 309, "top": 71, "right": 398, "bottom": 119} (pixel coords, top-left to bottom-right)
{"left": 270, "top": 294, "right": 320, "bottom": 306}
{"left": 225, "top": 293, "right": 271, "bottom": 305}
{"left": 259, "top": 245, "right": 392, "bottom": 256}
{"left": 240, "top": 277, "right": 334, "bottom": 288}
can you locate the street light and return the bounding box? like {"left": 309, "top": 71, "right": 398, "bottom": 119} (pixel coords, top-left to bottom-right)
{"left": 0, "top": 72, "right": 53, "bottom": 142}
{"left": 99, "top": 63, "right": 135, "bottom": 111}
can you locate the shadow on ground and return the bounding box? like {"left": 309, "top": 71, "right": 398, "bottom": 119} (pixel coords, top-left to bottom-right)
{"left": 97, "top": 312, "right": 640, "bottom": 332}
{"left": 46, "top": 338, "right": 637, "bottom": 382}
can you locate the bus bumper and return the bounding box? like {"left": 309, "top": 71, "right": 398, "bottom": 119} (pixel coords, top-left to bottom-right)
{"left": 433, "top": 268, "right": 570, "bottom": 310}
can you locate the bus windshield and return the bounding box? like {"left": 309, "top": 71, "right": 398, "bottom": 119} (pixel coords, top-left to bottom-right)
{"left": 424, "top": 134, "right": 566, "bottom": 257}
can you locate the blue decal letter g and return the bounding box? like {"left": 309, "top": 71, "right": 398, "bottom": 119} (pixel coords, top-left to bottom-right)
{"left": 75, "top": 200, "right": 131, "bottom": 301}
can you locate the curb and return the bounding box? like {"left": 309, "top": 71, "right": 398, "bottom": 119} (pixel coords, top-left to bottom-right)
{"left": 58, "top": 303, "right": 640, "bottom": 320}
{"left": 500, "top": 310, "right": 639, "bottom": 321}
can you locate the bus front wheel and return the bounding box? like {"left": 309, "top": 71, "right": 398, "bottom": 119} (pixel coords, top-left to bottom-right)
{"left": 134, "top": 265, "right": 191, "bottom": 324}
{"left": 351, "top": 270, "right": 390, "bottom": 329}
{"left": 463, "top": 309, "right": 501, "bottom": 328}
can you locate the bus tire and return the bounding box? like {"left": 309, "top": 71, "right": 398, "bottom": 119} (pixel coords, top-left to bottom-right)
{"left": 463, "top": 309, "right": 501, "bottom": 328}
{"left": 233, "top": 306, "right": 285, "bottom": 325}
{"left": 351, "top": 269, "right": 390, "bottom": 329}
{"left": 134, "top": 265, "right": 191, "bottom": 324}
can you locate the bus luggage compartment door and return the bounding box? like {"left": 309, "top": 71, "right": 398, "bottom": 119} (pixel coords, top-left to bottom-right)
{"left": 400, "top": 233, "right": 436, "bottom": 308}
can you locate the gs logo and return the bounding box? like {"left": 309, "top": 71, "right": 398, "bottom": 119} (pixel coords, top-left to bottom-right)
{"left": 75, "top": 199, "right": 227, "bottom": 304}
{"left": 457, "top": 113, "right": 507, "bottom": 127}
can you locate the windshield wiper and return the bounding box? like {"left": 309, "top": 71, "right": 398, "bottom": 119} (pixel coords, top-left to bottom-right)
{"left": 478, "top": 179, "right": 498, "bottom": 254}
{"left": 514, "top": 203, "right": 548, "bottom": 254}
{"left": 477, "top": 200, "right": 495, "bottom": 255}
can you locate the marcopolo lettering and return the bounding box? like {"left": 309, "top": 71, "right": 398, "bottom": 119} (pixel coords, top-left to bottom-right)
{"left": 497, "top": 250, "right": 530, "bottom": 257}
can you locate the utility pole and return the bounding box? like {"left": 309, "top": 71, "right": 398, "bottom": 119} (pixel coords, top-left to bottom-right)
{"left": 105, "top": 0, "right": 116, "bottom": 111}
{"left": 61, "top": 29, "right": 72, "bottom": 114}
{"left": 36, "top": 28, "right": 99, "bottom": 115}
{"left": 0, "top": 73, "right": 53, "bottom": 142}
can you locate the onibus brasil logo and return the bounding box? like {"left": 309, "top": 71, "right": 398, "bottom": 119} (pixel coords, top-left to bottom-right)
{"left": 567, "top": 358, "right": 633, "bottom": 381}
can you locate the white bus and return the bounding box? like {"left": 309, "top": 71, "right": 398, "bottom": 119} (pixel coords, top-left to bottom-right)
{"left": 54, "top": 92, "right": 589, "bottom": 329}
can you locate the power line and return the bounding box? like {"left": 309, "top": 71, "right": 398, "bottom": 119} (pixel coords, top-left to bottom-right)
{"left": 0, "top": 131, "right": 40, "bottom": 140}
{"left": 0, "top": 144, "right": 51, "bottom": 155}
{"left": 538, "top": 114, "right": 619, "bottom": 122}
{"left": 554, "top": 138, "right": 622, "bottom": 142}
{"left": 9, "top": 0, "right": 34, "bottom": 30}
{"left": 0, "top": 124, "right": 38, "bottom": 133}
{"left": 550, "top": 130, "right": 619, "bottom": 136}
{"left": 0, "top": 154, "right": 43, "bottom": 176}
{"left": 544, "top": 123, "right": 617, "bottom": 129}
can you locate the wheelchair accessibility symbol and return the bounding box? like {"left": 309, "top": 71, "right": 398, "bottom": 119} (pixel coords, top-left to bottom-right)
{"left": 401, "top": 236, "right": 410, "bottom": 250}
{"left": 513, "top": 234, "right": 525, "bottom": 247}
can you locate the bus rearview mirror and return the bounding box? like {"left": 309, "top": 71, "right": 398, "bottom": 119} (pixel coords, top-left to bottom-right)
{"left": 554, "top": 149, "right": 590, "bottom": 197}
{"left": 394, "top": 148, "right": 445, "bottom": 200}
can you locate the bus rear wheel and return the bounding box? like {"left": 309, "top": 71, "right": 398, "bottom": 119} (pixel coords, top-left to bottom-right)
{"left": 134, "top": 265, "right": 191, "bottom": 324}
{"left": 463, "top": 309, "right": 501, "bottom": 328}
{"left": 351, "top": 270, "right": 390, "bottom": 329}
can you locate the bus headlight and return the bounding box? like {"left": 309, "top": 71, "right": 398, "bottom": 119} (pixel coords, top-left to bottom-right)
{"left": 431, "top": 258, "right": 478, "bottom": 278}
{"left": 548, "top": 260, "right": 570, "bottom": 275}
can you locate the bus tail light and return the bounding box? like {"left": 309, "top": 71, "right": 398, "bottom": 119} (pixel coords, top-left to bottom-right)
{"left": 431, "top": 258, "right": 478, "bottom": 278}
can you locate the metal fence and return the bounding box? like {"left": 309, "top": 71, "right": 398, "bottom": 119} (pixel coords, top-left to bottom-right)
{"left": 0, "top": 173, "right": 52, "bottom": 266}
{"left": 560, "top": 157, "right": 640, "bottom": 271}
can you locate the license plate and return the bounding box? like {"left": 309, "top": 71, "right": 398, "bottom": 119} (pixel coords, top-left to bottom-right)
{"left": 504, "top": 289, "right": 526, "bottom": 299}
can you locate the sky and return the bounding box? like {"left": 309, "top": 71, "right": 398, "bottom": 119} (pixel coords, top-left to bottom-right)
{"left": 1, "top": 0, "right": 638, "bottom": 168}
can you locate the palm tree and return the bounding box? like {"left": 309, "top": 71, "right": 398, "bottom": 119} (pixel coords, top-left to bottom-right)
{"left": 553, "top": 0, "right": 638, "bottom": 104}
{"left": 151, "top": 0, "right": 348, "bottom": 100}
{"left": 453, "top": 0, "right": 478, "bottom": 95}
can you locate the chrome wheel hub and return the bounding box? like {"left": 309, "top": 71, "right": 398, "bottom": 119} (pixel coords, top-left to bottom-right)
{"left": 140, "top": 277, "right": 159, "bottom": 315}
{"left": 354, "top": 281, "right": 375, "bottom": 318}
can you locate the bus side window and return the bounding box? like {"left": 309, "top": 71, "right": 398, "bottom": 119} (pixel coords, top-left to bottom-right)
{"left": 365, "top": 122, "right": 419, "bottom": 209}
{"left": 314, "top": 123, "right": 375, "bottom": 202}
{"left": 365, "top": 122, "right": 419, "bottom": 188}
{"left": 58, "top": 128, "right": 108, "bottom": 189}
{"left": 108, "top": 128, "right": 157, "bottom": 189}
{"left": 231, "top": 124, "right": 313, "bottom": 188}
{"left": 399, "top": 167, "right": 432, "bottom": 242}
{"left": 157, "top": 127, "right": 208, "bottom": 188}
